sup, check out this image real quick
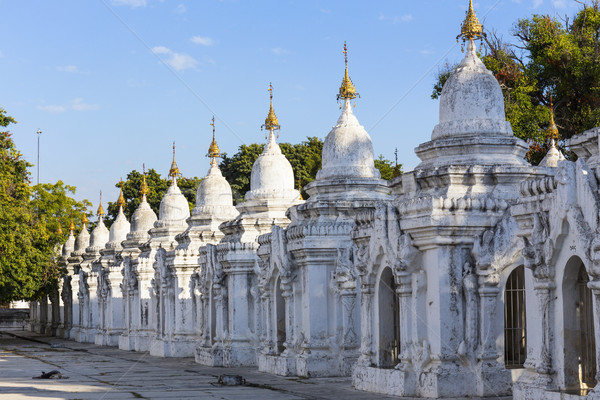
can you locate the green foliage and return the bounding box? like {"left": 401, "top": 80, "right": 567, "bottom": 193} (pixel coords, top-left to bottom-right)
{"left": 220, "top": 137, "right": 323, "bottom": 203}
{"left": 0, "top": 110, "right": 90, "bottom": 302}
{"left": 431, "top": 4, "right": 600, "bottom": 164}
{"left": 105, "top": 169, "right": 201, "bottom": 223}
{"left": 374, "top": 155, "right": 402, "bottom": 181}
{"left": 32, "top": 182, "right": 92, "bottom": 235}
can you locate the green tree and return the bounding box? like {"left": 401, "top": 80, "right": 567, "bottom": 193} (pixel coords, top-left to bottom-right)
{"left": 432, "top": 4, "right": 600, "bottom": 164}
{"left": 32, "top": 181, "right": 92, "bottom": 236}
{"left": 374, "top": 155, "right": 402, "bottom": 181}
{"left": 0, "top": 109, "right": 55, "bottom": 301}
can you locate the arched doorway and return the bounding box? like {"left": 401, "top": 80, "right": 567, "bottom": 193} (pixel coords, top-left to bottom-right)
{"left": 274, "top": 276, "right": 286, "bottom": 354}
{"left": 377, "top": 267, "right": 400, "bottom": 367}
{"left": 577, "top": 264, "right": 596, "bottom": 389}
{"left": 504, "top": 265, "right": 527, "bottom": 368}
{"left": 563, "top": 257, "right": 597, "bottom": 391}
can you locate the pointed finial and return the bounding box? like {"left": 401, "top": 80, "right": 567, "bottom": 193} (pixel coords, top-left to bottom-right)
{"left": 97, "top": 191, "right": 105, "bottom": 217}
{"left": 57, "top": 222, "right": 63, "bottom": 236}
{"left": 68, "top": 217, "right": 75, "bottom": 233}
{"left": 168, "top": 142, "right": 180, "bottom": 182}
{"left": 117, "top": 181, "right": 126, "bottom": 209}
{"left": 262, "top": 82, "right": 281, "bottom": 134}
{"left": 81, "top": 212, "right": 89, "bottom": 226}
{"left": 298, "top": 176, "right": 303, "bottom": 201}
{"left": 337, "top": 41, "right": 359, "bottom": 101}
{"left": 140, "top": 164, "right": 150, "bottom": 198}
{"left": 207, "top": 116, "right": 221, "bottom": 165}
{"left": 457, "top": 0, "right": 485, "bottom": 44}
{"left": 546, "top": 98, "right": 560, "bottom": 141}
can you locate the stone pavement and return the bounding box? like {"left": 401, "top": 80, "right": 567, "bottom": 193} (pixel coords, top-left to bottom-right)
{"left": 0, "top": 329, "right": 401, "bottom": 400}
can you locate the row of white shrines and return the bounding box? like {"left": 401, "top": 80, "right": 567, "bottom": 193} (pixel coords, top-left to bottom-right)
{"left": 26, "top": 9, "right": 600, "bottom": 400}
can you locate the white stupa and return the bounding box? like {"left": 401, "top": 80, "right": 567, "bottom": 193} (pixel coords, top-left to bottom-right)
{"left": 126, "top": 167, "right": 158, "bottom": 244}
{"left": 106, "top": 187, "right": 131, "bottom": 249}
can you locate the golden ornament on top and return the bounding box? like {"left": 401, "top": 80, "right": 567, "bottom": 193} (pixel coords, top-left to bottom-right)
{"left": 457, "top": 0, "right": 485, "bottom": 42}
{"left": 337, "top": 42, "right": 359, "bottom": 101}
{"left": 262, "top": 83, "right": 280, "bottom": 132}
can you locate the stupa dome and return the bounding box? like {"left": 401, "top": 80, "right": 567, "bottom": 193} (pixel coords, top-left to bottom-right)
{"left": 108, "top": 206, "right": 130, "bottom": 247}
{"left": 62, "top": 232, "right": 75, "bottom": 257}
{"left": 130, "top": 197, "right": 157, "bottom": 235}
{"left": 158, "top": 181, "right": 190, "bottom": 224}
{"left": 89, "top": 218, "right": 109, "bottom": 249}
{"left": 317, "top": 100, "right": 379, "bottom": 180}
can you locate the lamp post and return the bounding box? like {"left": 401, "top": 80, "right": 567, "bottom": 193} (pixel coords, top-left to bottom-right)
{"left": 36, "top": 129, "right": 42, "bottom": 217}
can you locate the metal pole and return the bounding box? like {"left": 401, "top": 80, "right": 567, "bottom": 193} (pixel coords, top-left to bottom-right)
{"left": 36, "top": 129, "right": 42, "bottom": 217}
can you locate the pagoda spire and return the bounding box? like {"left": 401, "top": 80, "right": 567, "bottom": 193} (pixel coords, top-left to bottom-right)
{"left": 262, "top": 83, "right": 281, "bottom": 140}
{"left": 457, "top": 0, "right": 486, "bottom": 52}
{"left": 546, "top": 99, "right": 560, "bottom": 141}
{"left": 97, "top": 190, "right": 105, "bottom": 220}
{"left": 140, "top": 163, "right": 150, "bottom": 201}
{"left": 117, "top": 181, "right": 126, "bottom": 211}
{"left": 337, "top": 41, "right": 359, "bottom": 107}
{"left": 207, "top": 116, "right": 222, "bottom": 166}
{"left": 168, "top": 142, "right": 180, "bottom": 185}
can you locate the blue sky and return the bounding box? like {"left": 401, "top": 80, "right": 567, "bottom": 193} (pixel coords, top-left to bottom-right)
{"left": 0, "top": 0, "right": 581, "bottom": 208}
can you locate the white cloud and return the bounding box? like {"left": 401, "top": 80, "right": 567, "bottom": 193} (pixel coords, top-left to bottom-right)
{"left": 152, "top": 46, "right": 198, "bottom": 71}
{"left": 272, "top": 47, "right": 290, "bottom": 55}
{"left": 71, "top": 98, "right": 100, "bottom": 111}
{"left": 174, "top": 3, "right": 186, "bottom": 13}
{"left": 533, "top": 0, "right": 543, "bottom": 8}
{"left": 553, "top": 0, "right": 566, "bottom": 7}
{"left": 397, "top": 14, "right": 413, "bottom": 23}
{"left": 379, "top": 13, "right": 413, "bottom": 24}
{"left": 420, "top": 49, "right": 434, "bottom": 55}
{"left": 37, "top": 98, "right": 99, "bottom": 113}
{"left": 110, "top": 0, "right": 147, "bottom": 8}
{"left": 57, "top": 65, "right": 79, "bottom": 73}
{"left": 152, "top": 46, "right": 171, "bottom": 55}
{"left": 190, "top": 36, "right": 214, "bottom": 46}
{"left": 37, "top": 105, "right": 67, "bottom": 113}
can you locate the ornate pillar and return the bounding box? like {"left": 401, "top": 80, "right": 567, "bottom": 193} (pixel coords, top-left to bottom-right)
{"left": 396, "top": 272, "right": 413, "bottom": 364}
{"left": 281, "top": 276, "right": 294, "bottom": 354}
{"left": 533, "top": 279, "right": 556, "bottom": 375}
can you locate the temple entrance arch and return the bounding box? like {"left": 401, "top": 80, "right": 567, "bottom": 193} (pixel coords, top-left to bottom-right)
{"left": 504, "top": 265, "right": 527, "bottom": 368}
{"left": 376, "top": 266, "right": 399, "bottom": 367}
{"left": 562, "top": 256, "right": 597, "bottom": 391}
{"left": 274, "top": 275, "right": 285, "bottom": 354}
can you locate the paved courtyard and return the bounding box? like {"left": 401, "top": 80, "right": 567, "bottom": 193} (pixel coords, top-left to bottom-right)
{"left": 0, "top": 329, "right": 401, "bottom": 400}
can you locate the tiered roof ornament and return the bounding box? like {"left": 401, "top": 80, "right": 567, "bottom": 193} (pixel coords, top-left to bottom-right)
{"left": 337, "top": 42, "right": 359, "bottom": 104}
{"left": 262, "top": 83, "right": 280, "bottom": 137}
{"left": 140, "top": 164, "right": 150, "bottom": 199}
{"left": 207, "top": 116, "right": 221, "bottom": 166}
{"left": 69, "top": 218, "right": 75, "bottom": 234}
{"left": 457, "top": 0, "right": 485, "bottom": 46}
{"left": 117, "top": 182, "right": 127, "bottom": 210}
{"left": 546, "top": 100, "right": 560, "bottom": 141}
{"left": 168, "top": 142, "right": 180, "bottom": 184}
{"left": 97, "top": 191, "right": 105, "bottom": 219}
{"left": 82, "top": 212, "right": 89, "bottom": 226}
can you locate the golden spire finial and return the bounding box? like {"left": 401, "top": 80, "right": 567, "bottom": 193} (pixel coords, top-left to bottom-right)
{"left": 82, "top": 212, "right": 89, "bottom": 225}
{"left": 117, "top": 181, "right": 126, "bottom": 209}
{"left": 262, "top": 82, "right": 280, "bottom": 134}
{"left": 168, "top": 141, "right": 180, "bottom": 181}
{"left": 337, "top": 41, "right": 359, "bottom": 101}
{"left": 457, "top": 0, "right": 485, "bottom": 43}
{"left": 546, "top": 98, "right": 560, "bottom": 141}
{"left": 69, "top": 217, "right": 75, "bottom": 233}
{"left": 140, "top": 163, "right": 150, "bottom": 198}
{"left": 207, "top": 116, "right": 221, "bottom": 165}
{"left": 57, "top": 222, "right": 63, "bottom": 236}
{"left": 298, "top": 176, "right": 303, "bottom": 201}
{"left": 97, "top": 191, "right": 105, "bottom": 217}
